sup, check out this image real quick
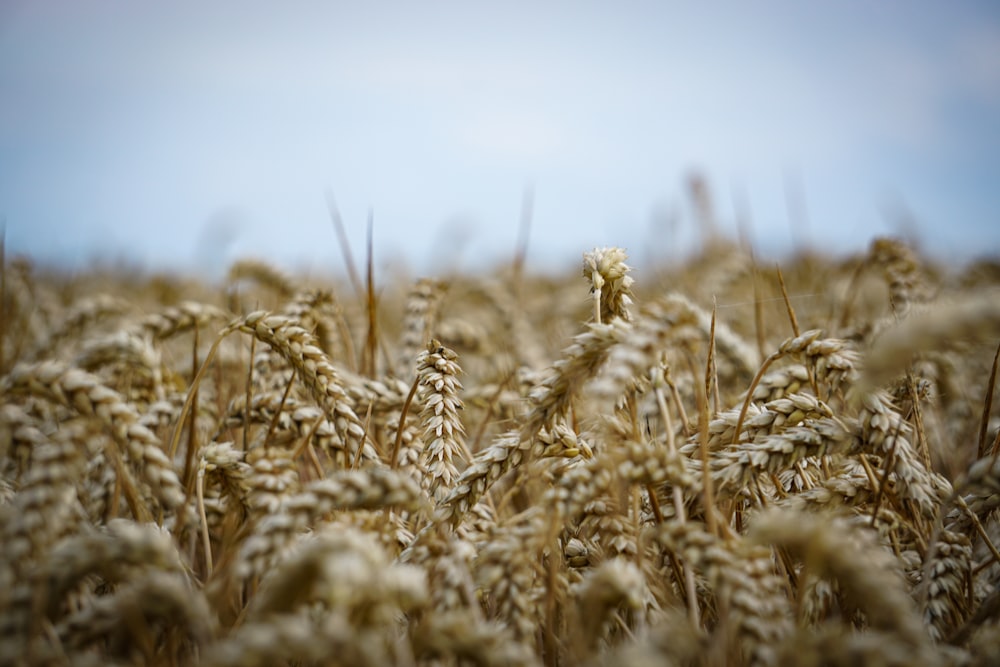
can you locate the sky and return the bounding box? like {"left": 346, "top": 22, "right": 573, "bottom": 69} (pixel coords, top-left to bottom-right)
{"left": 1, "top": 1, "right": 999, "bottom": 279}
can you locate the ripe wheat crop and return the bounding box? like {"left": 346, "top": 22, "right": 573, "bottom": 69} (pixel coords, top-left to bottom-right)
{"left": 2, "top": 235, "right": 1000, "bottom": 666}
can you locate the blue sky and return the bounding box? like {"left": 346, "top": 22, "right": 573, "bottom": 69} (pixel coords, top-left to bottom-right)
{"left": 2, "top": 1, "right": 999, "bottom": 277}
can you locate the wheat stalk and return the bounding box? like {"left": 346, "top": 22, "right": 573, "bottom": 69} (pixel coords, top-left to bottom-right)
{"left": 3, "top": 234, "right": 1000, "bottom": 665}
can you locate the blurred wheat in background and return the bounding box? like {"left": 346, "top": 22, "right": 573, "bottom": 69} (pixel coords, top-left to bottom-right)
{"left": 3, "top": 216, "right": 1000, "bottom": 665}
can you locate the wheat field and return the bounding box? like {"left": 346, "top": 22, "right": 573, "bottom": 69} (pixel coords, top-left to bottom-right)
{"left": 2, "top": 235, "right": 1000, "bottom": 666}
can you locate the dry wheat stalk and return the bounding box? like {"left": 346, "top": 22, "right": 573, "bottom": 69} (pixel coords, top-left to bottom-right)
{"left": 226, "top": 311, "right": 368, "bottom": 454}
{"left": 474, "top": 277, "right": 550, "bottom": 369}
{"left": 247, "top": 525, "right": 427, "bottom": 622}
{"left": 922, "top": 528, "right": 972, "bottom": 641}
{"left": 42, "top": 519, "right": 185, "bottom": 618}
{"left": 417, "top": 340, "right": 467, "bottom": 498}
{"left": 227, "top": 257, "right": 296, "bottom": 298}
{"left": 397, "top": 278, "right": 447, "bottom": 374}
{"left": 1, "top": 361, "right": 184, "bottom": 510}
{"left": 709, "top": 416, "right": 852, "bottom": 499}
{"left": 862, "top": 289, "right": 1000, "bottom": 390}
{"left": 857, "top": 389, "right": 950, "bottom": 518}
{"left": 56, "top": 570, "right": 213, "bottom": 658}
{"left": 27, "top": 293, "right": 130, "bottom": 362}
{"left": 583, "top": 246, "right": 634, "bottom": 324}
{"left": 412, "top": 609, "right": 542, "bottom": 667}
{"left": 76, "top": 329, "right": 166, "bottom": 401}
{"left": 2, "top": 232, "right": 999, "bottom": 666}
{"left": 437, "top": 322, "right": 621, "bottom": 527}
{"left": 869, "top": 236, "right": 929, "bottom": 315}
{"left": 750, "top": 508, "right": 929, "bottom": 651}
{"left": 204, "top": 611, "right": 388, "bottom": 667}
{"left": 237, "top": 466, "right": 424, "bottom": 578}
{"left": 652, "top": 521, "right": 793, "bottom": 665}
{"left": 138, "top": 300, "right": 229, "bottom": 341}
{"left": 570, "top": 558, "right": 647, "bottom": 654}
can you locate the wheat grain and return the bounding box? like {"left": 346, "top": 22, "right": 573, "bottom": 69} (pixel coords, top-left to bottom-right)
{"left": 227, "top": 258, "right": 296, "bottom": 299}
{"left": 237, "top": 466, "right": 423, "bottom": 578}
{"left": 750, "top": 508, "right": 928, "bottom": 649}
{"left": 417, "top": 340, "right": 467, "bottom": 498}
{"left": 227, "top": 311, "right": 368, "bottom": 454}
{"left": 1, "top": 361, "right": 184, "bottom": 510}
{"left": 2, "top": 235, "right": 999, "bottom": 665}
